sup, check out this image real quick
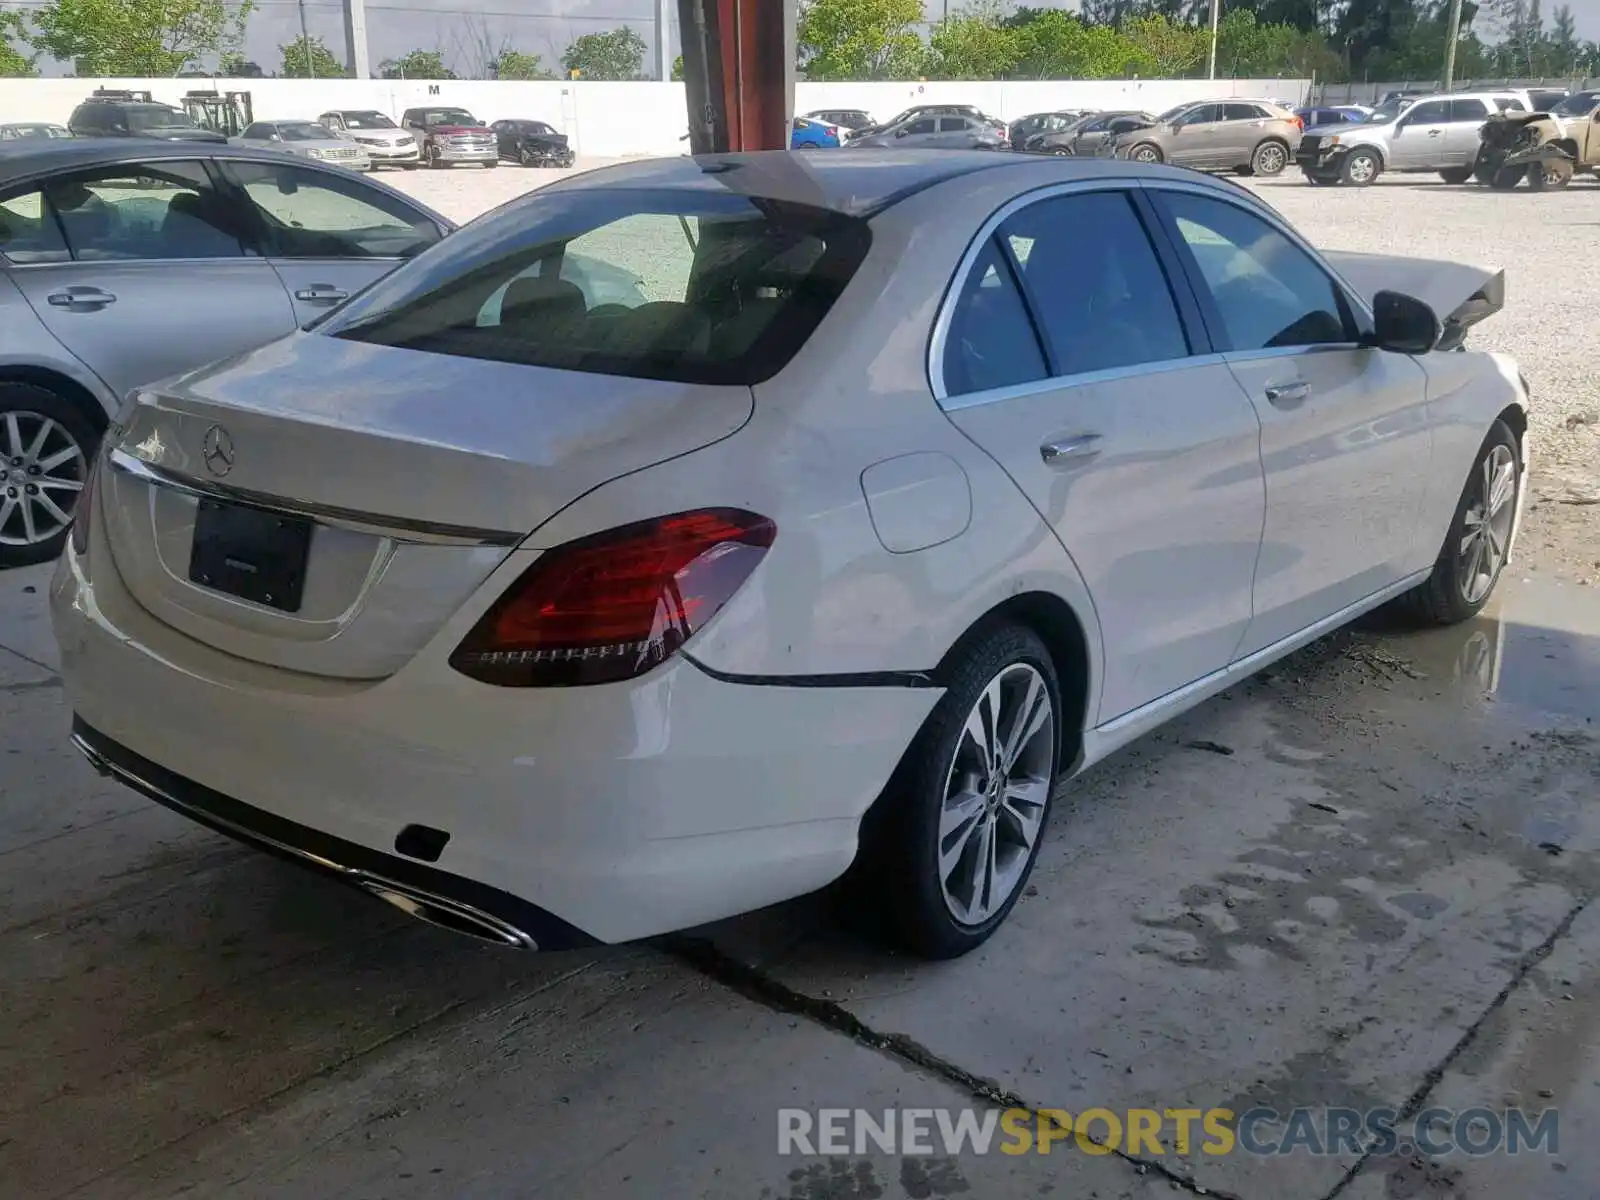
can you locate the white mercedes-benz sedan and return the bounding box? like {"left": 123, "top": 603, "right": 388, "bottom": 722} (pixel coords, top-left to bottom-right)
{"left": 52, "top": 151, "right": 1530, "bottom": 959}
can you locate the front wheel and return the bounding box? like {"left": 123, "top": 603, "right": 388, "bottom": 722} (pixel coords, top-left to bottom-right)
{"left": 854, "top": 623, "right": 1062, "bottom": 959}
{"left": 1251, "top": 139, "right": 1289, "bottom": 176}
{"left": 1489, "top": 165, "right": 1526, "bottom": 189}
{"left": 1341, "top": 149, "right": 1380, "bottom": 186}
{"left": 0, "top": 383, "right": 99, "bottom": 568}
{"left": 1129, "top": 142, "right": 1162, "bottom": 164}
{"left": 1528, "top": 158, "right": 1573, "bottom": 189}
{"left": 1394, "top": 420, "right": 1520, "bottom": 626}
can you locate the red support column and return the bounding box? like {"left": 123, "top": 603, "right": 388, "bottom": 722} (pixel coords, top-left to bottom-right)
{"left": 678, "top": 0, "right": 796, "bottom": 154}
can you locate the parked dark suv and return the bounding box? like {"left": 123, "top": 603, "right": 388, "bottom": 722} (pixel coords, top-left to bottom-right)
{"left": 67, "top": 91, "right": 227, "bottom": 143}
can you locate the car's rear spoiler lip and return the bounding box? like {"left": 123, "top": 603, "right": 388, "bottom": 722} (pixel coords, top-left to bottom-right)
{"left": 1323, "top": 250, "right": 1505, "bottom": 351}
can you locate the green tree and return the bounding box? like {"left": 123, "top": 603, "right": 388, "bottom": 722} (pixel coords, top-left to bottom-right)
{"left": 799, "top": 0, "right": 924, "bottom": 80}
{"left": 380, "top": 48, "right": 454, "bottom": 78}
{"left": 493, "top": 48, "right": 553, "bottom": 79}
{"left": 278, "top": 33, "right": 343, "bottom": 78}
{"left": 1121, "top": 12, "right": 1206, "bottom": 74}
{"left": 923, "top": 10, "right": 1022, "bottom": 78}
{"left": 0, "top": 11, "right": 37, "bottom": 76}
{"left": 31, "top": 0, "right": 254, "bottom": 75}
{"left": 671, "top": 53, "right": 684, "bottom": 80}
{"left": 560, "top": 26, "right": 647, "bottom": 79}
{"left": 1008, "top": 9, "right": 1154, "bottom": 78}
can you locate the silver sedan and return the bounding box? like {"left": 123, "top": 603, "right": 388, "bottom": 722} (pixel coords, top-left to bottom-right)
{"left": 0, "top": 138, "right": 450, "bottom": 566}
{"left": 230, "top": 120, "right": 372, "bottom": 172}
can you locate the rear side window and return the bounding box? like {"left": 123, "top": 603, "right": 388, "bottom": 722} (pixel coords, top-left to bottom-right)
{"left": 42, "top": 162, "right": 245, "bottom": 261}
{"left": 942, "top": 240, "right": 1048, "bottom": 398}
{"left": 1002, "top": 192, "right": 1190, "bottom": 377}
{"left": 938, "top": 118, "right": 969, "bottom": 132}
{"left": 0, "top": 190, "right": 69, "bottom": 263}
{"left": 1450, "top": 99, "right": 1490, "bottom": 120}
{"left": 1223, "top": 104, "right": 1261, "bottom": 121}
{"left": 323, "top": 189, "right": 871, "bottom": 386}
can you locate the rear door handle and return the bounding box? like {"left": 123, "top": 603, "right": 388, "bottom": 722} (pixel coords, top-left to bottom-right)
{"left": 1040, "top": 433, "right": 1103, "bottom": 468}
{"left": 1264, "top": 381, "right": 1311, "bottom": 409}
{"left": 294, "top": 285, "right": 349, "bottom": 305}
{"left": 46, "top": 286, "right": 116, "bottom": 309}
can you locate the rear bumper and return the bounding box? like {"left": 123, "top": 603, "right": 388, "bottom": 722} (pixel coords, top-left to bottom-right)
{"left": 51, "top": 538, "right": 939, "bottom": 946}
{"left": 71, "top": 718, "right": 595, "bottom": 951}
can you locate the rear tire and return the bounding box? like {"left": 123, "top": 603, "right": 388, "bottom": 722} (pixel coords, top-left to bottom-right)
{"left": 1438, "top": 167, "right": 1473, "bottom": 184}
{"left": 0, "top": 383, "right": 100, "bottom": 569}
{"left": 853, "top": 623, "right": 1062, "bottom": 959}
{"left": 1393, "top": 420, "right": 1520, "bottom": 626}
{"left": 1250, "top": 139, "right": 1289, "bottom": 176}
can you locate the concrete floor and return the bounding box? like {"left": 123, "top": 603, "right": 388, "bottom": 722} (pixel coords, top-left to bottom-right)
{"left": 4, "top": 553, "right": 1598, "bottom": 1199}
{"left": 5, "top": 166, "right": 1600, "bottom": 1200}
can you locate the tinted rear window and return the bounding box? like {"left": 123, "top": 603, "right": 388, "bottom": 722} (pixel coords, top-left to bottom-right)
{"left": 323, "top": 188, "right": 871, "bottom": 386}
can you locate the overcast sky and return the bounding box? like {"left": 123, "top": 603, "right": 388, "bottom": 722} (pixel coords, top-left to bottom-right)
{"left": 5, "top": 0, "right": 1599, "bottom": 78}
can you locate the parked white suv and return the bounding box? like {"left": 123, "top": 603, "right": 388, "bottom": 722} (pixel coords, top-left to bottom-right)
{"left": 1296, "top": 92, "right": 1530, "bottom": 186}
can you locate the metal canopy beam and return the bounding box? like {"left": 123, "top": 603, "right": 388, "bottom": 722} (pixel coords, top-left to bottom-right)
{"left": 677, "top": 0, "right": 797, "bottom": 155}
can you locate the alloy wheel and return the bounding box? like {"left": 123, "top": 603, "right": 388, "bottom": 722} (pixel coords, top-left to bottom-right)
{"left": 937, "top": 663, "right": 1054, "bottom": 927}
{"left": 1133, "top": 145, "right": 1160, "bottom": 164}
{"left": 1256, "top": 143, "right": 1286, "bottom": 174}
{"left": 1348, "top": 154, "right": 1376, "bottom": 183}
{"left": 0, "top": 410, "right": 86, "bottom": 548}
{"left": 1458, "top": 443, "right": 1517, "bottom": 605}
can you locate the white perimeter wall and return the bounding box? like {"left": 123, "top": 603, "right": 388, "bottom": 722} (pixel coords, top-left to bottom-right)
{"left": 0, "top": 77, "right": 1312, "bottom": 159}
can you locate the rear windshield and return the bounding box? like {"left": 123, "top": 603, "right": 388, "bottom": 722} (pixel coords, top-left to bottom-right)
{"left": 127, "top": 106, "right": 194, "bottom": 131}
{"left": 1552, "top": 92, "right": 1600, "bottom": 115}
{"left": 321, "top": 188, "right": 871, "bottom": 386}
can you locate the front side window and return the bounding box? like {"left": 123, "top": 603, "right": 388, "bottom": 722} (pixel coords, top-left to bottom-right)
{"left": 1002, "top": 192, "right": 1189, "bottom": 377}
{"left": 321, "top": 189, "right": 871, "bottom": 386}
{"left": 904, "top": 119, "right": 936, "bottom": 135}
{"left": 1155, "top": 191, "right": 1352, "bottom": 352}
{"left": 40, "top": 162, "right": 244, "bottom": 261}
{"left": 0, "top": 189, "right": 69, "bottom": 263}
{"left": 221, "top": 160, "right": 439, "bottom": 260}
{"left": 1178, "top": 104, "right": 1221, "bottom": 126}
{"left": 943, "top": 239, "right": 1048, "bottom": 398}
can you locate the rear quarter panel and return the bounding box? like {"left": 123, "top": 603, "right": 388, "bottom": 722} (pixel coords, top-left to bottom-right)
{"left": 517, "top": 168, "right": 1107, "bottom": 717}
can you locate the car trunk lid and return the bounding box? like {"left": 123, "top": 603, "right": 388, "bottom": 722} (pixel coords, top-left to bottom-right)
{"left": 100, "top": 331, "right": 754, "bottom": 679}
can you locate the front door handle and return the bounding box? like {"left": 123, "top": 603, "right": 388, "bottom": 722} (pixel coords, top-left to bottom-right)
{"left": 1264, "top": 381, "right": 1311, "bottom": 409}
{"left": 1040, "top": 433, "right": 1103, "bottom": 469}
{"left": 46, "top": 286, "right": 116, "bottom": 309}
{"left": 294, "top": 285, "right": 349, "bottom": 305}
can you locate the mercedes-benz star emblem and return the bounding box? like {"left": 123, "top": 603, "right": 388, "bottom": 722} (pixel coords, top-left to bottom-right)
{"left": 201, "top": 425, "right": 235, "bottom": 477}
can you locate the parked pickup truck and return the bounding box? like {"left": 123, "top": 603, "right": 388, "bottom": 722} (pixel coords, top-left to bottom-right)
{"left": 400, "top": 106, "right": 498, "bottom": 169}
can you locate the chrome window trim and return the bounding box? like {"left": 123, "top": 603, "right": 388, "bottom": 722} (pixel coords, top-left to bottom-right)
{"left": 107, "top": 447, "right": 522, "bottom": 547}
{"left": 940, "top": 352, "right": 1231, "bottom": 413}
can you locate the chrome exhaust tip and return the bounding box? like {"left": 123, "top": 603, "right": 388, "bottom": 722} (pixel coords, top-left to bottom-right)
{"left": 357, "top": 879, "right": 539, "bottom": 950}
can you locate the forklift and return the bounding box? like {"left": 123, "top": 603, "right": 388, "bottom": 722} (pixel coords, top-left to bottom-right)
{"left": 181, "top": 89, "right": 254, "bottom": 138}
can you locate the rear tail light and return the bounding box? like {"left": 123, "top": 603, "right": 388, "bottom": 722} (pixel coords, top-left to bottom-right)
{"left": 1292, "top": 115, "right": 1304, "bottom": 130}
{"left": 450, "top": 509, "right": 776, "bottom": 687}
{"left": 68, "top": 456, "right": 99, "bottom": 557}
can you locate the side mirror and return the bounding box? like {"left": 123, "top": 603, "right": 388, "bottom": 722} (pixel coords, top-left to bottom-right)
{"left": 1368, "top": 290, "right": 1439, "bottom": 354}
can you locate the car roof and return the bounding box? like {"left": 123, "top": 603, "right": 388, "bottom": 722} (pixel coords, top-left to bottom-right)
{"left": 533, "top": 149, "right": 1247, "bottom": 219}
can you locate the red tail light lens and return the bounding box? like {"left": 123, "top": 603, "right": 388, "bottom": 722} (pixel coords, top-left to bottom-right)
{"left": 450, "top": 509, "right": 776, "bottom": 687}
{"left": 68, "top": 457, "right": 99, "bottom": 557}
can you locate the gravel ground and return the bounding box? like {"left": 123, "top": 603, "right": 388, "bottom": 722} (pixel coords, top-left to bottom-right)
{"left": 380, "top": 158, "right": 1600, "bottom": 582}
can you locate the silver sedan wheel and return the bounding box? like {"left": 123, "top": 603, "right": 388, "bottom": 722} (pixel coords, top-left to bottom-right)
{"left": 1347, "top": 153, "right": 1377, "bottom": 184}
{"left": 0, "top": 410, "right": 86, "bottom": 547}
{"left": 938, "top": 663, "right": 1054, "bottom": 927}
{"left": 1458, "top": 443, "right": 1517, "bottom": 605}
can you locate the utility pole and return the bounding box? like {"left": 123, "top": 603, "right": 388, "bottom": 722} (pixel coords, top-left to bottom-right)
{"left": 297, "top": 0, "right": 314, "bottom": 77}
{"left": 1208, "top": 0, "right": 1221, "bottom": 80}
{"left": 657, "top": 0, "right": 672, "bottom": 81}
{"left": 1443, "top": 0, "right": 1464, "bottom": 90}
{"left": 343, "top": 0, "right": 370, "bottom": 78}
